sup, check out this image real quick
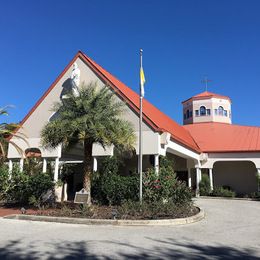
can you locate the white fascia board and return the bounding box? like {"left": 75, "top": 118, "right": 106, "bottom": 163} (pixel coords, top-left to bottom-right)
{"left": 92, "top": 144, "right": 114, "bottom": 156}
{"left": 201, "top": 152, "right": 260, "bottom": 168}
{"left": 164, "top": 139, "right": 200, "bottom": 161}
{"left": 7, "top": 137, "right": 61, "bottom": 159}
{"left": 135, "top": 131, "right": 160, "bottom": 155}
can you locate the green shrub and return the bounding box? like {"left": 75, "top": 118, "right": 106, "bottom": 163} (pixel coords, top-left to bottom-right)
{"left": 100, "top": 174, "right": 138, "bottom": 205}
{"left": 3, "top": 166, "right": 55, "bottom": 206}
{"left": 0, "top": 165, "right": 10, "bottom": 200}
{"left": 92, "top": 155, "right": 192, "bottom": 207}
{"left": 7, "top": 167, "right": 30, "bottom": 203}
{"left": 143, "top": 157, "right": 192, "bottom": 206}
{"left": 211, "top": 187, "right": 236, "bottom": 197}
{"left": 27, "top": 173, "right": 54, "bottom": 199}
{"left": 199, "top": 174, "right": 211, "bottom": 196}
{"left": 91, "top": 156, "right": 139, "bottom": 205}
{"left": 250, "top": 191, "right": 260, "bottom": 199}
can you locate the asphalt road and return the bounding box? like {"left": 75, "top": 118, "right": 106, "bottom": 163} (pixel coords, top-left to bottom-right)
{"left": 0, "top": 198, "right": 259, "bottom": 259}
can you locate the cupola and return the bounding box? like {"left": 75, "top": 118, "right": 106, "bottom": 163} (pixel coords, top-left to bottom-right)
{"left": 182, "top": 91, "right": 232, "bottom": 125}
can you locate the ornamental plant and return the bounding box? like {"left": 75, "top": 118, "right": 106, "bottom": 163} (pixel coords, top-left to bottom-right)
{"left": 41, "top": 82, "right": 136, "bottom": 205}
{"left": 199, "top": 174, "right": 211, "bottom": 196}
{"left": 143, "top": 156, "right": 192, "bottom": 205}
{"left": 91, "top": 156, "right": 139, "bottom": 205}
{"left": 0, "top": 165, "right": 10, "bottom": 200}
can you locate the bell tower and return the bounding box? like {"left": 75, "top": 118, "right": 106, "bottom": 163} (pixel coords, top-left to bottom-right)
{"left": 182, "top": 91, "right": 232, "bottom": 125}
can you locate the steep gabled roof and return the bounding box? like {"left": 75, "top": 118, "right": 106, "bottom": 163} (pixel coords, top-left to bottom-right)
{"left": 182, "top": 91, "right": 231, "bottom": 103}
{"left": 184, "top": 122, "right": 260, "bottom": 153}
{"left": 17, "top": 51, "right": 200, "bottom": 153}
{"left": 80, "top": 52, "right": 200, "bottom": 152}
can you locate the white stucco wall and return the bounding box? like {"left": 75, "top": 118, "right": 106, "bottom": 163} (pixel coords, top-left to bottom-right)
{"left": 8, "top": 56, "right": 160, "bottom": 159}
{"left": 183, "top": 97, "right": 231, "bottom": 125}
{"left": 213, "top": 161, "right": 258, "bottom": 194}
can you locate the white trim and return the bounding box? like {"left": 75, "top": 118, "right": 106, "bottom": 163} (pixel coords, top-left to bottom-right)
{"left": 8, "top": 160, "right": 13, "bottom": 176}
{"left": 93, "top": 157, "right": 97, "bottom": 172}
{"left": 201, "top": 152, "right": 260, "bottom": 169}
{"left": 54, "top": 158, "right": 59, "bottom": 182}
{"left": 19, "top": 158, "right": 24, "bottom": 172}
{"left": 196, "top": 167, "right": 201, "bottom": 196}
{"left": 154, "top": 154, "right": 159, "bottom": 175}
{"left": 43, "top": 158, "right": 47, "bottom": 173}
{"left": 163, "top": 139, "right": 200, "bottom": 161}
{"left": 209, "top": 168, "right": 213, "bottom": 190}
{"left": 188, "top": 168, "right": 192, "bottom": 188}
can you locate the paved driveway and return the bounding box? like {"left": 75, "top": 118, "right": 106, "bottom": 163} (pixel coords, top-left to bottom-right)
{"left": 0, "top": 198, "right": 259, "bottom": 259}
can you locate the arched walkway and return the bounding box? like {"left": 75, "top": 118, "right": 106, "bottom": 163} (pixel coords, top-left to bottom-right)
{"left": 213, "top": 161, "right": 258, "bottom": 195}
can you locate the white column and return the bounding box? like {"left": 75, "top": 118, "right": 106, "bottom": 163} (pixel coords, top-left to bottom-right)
{"left": 19, "top": 158, "right": 24, "bottom": 172}
{"left": 188, "top": 168, "right": 192, "bottom": 188}
{"left": 257, "top": 168, "right": 260, "bottom": 192}
{"left": 54, "top": 157, "right": 59, "bottom": 182}
{"left": 8, "top": 160, "right": 13, "bottom": 175}
{"left": 93, "top": 157, "right": 97, "bottom": 172}
{"left": 42, "top": 158, "right": 47, "bottom": 173}
{"left": 154, "top": 154, "right": 159, "bottom": 175}
{"left": 196, "top": 167, "right": 201, "bottom": 196}
{"left": 209, "top": 168, "right": 213, "bottom": 191}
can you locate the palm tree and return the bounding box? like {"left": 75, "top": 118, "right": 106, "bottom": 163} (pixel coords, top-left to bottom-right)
{"left": 0, "top": 107, "right": 25, "bottom": 164}
{"left": 41, "top": 82, "right": 136, "bottom": 204}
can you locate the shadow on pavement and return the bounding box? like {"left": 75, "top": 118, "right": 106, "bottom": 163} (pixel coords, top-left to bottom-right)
{"left": 0, "top": 238, "right": 259, "bottom": 259}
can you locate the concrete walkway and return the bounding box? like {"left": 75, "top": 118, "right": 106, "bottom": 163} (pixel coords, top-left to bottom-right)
{"left": 0, "top": 198, "right": 259, "bottom": 259}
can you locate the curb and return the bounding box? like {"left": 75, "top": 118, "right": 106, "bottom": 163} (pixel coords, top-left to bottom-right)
{"left": 3, "top": 207, "right": 204, "bottom": 226}
{"left": 197, "top": 196, "right": 260, "bottom": 202}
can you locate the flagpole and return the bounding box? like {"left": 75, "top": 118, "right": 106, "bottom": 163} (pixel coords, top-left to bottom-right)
{"left": 139, "top": 49, "right": 143, "bottom": 203}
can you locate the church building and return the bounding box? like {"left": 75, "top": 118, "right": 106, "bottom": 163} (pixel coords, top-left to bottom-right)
{"left": 7, "top": 51, "right": 260, "bottom": 199}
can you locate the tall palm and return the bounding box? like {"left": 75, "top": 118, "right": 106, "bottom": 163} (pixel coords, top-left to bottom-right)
{"left": 0, "top": 107, "right": 25, "bottom": 163}
{"left": 41, "top": 82, "right": 136, "bottom": 204}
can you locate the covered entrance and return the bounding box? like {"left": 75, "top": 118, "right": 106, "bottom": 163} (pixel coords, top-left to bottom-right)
{"left": 213, "top": 161, "right": 258, "bottom": 195}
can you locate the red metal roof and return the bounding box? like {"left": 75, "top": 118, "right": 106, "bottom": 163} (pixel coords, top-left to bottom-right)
{"left": 184, "top": 122, "right": 260, "bottom": 153}
{"left": 80, "top": 51, "right": 200, "bottom": 152}
{"left": 17, "top": 51, "right": 200, "bottom": 153}
{"left": 182, "top": 91, "right": 231, "bottom": 103}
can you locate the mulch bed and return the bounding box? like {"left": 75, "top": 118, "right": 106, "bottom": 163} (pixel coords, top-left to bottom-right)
{"left": 0, "top": 202, "right": 199, "bottom": 220}
{"left": 0, "top": 202, "right": 38, "bottom": 217}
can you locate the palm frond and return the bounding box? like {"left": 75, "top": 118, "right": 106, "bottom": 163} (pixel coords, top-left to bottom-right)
{"left": 41, "top": 82, "right": 136, "bottom": 153}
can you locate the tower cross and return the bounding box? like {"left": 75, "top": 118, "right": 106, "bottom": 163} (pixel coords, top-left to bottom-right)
{"left": 201, "top": 76, "right": 212, "bottom": 92}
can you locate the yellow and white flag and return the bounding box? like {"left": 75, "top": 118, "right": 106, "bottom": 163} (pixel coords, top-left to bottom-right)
{"left": 140, "top": 66, "right": 146, "bottom": 97}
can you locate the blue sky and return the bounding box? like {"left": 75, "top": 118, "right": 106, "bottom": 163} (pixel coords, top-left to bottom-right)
{"left": 1, "top": 0, "right": 260, "bottom": 126}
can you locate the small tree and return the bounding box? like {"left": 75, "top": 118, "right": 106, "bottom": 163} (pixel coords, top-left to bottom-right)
{"left": 41, "top": 82, "right": 136, "bottom": 205}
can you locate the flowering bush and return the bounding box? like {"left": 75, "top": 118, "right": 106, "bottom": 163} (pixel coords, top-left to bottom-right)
{"left": 143, "top": 156, "right": 192, "bottom": 205}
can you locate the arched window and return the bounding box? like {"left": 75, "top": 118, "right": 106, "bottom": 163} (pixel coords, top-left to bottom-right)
{"left": 200, "top": 106, "right": 206, "bottom": 116}
{"left": 218, "top": 106, "right": 224, "bottom": 116}
{"left": 25, "top": 148, "right": 42, "bottom": 158}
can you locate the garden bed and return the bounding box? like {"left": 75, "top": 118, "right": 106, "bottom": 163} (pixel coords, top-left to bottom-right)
{"left": 25, "top": 203, "right": 199, "bottom": 220}
{"left": 6, "top": 202, "right": 199, "bottom": 220}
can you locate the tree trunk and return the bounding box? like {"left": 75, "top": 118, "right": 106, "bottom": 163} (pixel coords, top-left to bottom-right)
{"left": 83, "top": 140, "right": 93, "bottom": 205}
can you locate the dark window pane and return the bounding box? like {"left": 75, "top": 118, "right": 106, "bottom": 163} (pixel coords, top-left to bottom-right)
{"left": 224, "top": 110, "right": 227, "bottom": 117}
{"left": 200, "top": 106, "right": 206, "bottom": 116}
{"left": 186, "top": 110, "right": 190, "bottom": 119}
